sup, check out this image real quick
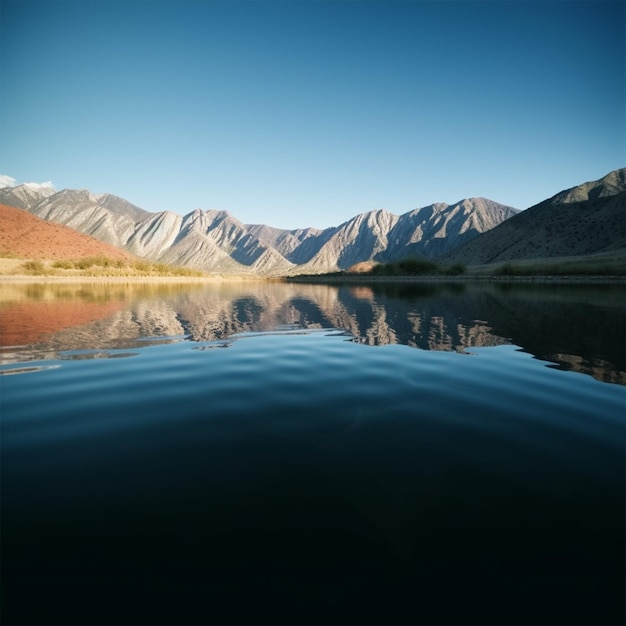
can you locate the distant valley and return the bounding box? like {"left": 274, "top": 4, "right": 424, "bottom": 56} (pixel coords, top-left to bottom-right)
{"left": 0, "top": 168, "right": 624, "bottom": 276}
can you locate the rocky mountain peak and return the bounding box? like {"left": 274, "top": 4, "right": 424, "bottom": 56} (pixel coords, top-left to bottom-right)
{"left": 0, "top": 173, "right": 527, "bottom": 275}
{"left": 549, "top": 168, "right": 626, "bottom": 205}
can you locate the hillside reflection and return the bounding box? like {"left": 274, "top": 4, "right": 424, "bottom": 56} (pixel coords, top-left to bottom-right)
{"left": 1, "top": 280, "right": 624, "bottom": 385}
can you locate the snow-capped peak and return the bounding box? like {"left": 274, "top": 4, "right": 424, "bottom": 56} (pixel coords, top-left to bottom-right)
{"left": 0, "top": 174, "right": 17, "bottom": 188}
{"left": 0, "top": 175, "right": 56, "bottom": 191}
{"left": 22, "top": 181, "right": 56, "bottom": 191}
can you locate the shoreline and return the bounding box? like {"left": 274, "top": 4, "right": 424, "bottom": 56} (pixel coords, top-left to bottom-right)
{"left": 285, "top": 274, "right": 626, "bottom": 285}
{"left": 0, "top": 274, "right": 270, "bottom": 284}
{"left": 1, "top": 273, "right": 624, "bottom": 285}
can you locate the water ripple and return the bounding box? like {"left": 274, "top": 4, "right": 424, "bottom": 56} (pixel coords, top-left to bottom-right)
{"left": 2, "top": 325, "right": 624, "bottom": 626}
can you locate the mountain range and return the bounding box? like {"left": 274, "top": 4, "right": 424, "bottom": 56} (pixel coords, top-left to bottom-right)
{"left": 0, "top": 182, "right": 517, "bottom": 275}
{"left": 0, "top": 168, "right": 623, "bottom": 275}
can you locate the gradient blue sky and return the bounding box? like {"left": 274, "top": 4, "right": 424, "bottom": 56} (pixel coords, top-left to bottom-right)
{"left": 1, "top": 0, "right": 624, "bottom": 229}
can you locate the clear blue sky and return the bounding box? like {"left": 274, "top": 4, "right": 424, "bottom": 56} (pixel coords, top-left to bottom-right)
{"left": 1, "top": 0, "right": 624, "bottom": 229}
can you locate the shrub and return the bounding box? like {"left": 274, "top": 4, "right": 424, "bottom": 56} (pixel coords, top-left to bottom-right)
{"left": 397, "top": 258, "right": 439, "bottom": 275}
{"left": 369, "top": 263, "right": 388, "bottom": 276}
{"left": 133, "top": 260, "right": 151, "bottom": 273}
{"left": 495, "top": 263, "right": 516, "bottom": 276}
{"left": 444, "top": 263, "right": 466, "bottom": 276}
{"left": 368, "top": 257, "right": 439, "bottom": 276}
{"left": 73, "top": 258, "right": 94, "bottom": 270}
{"left": 25, "top": 255, "right": 205, "bottom": 277}
{"left": 52, "top": 260, "right": 73, "bottom": 269}
{"left": 23, "top": 260, "right": 47, "bottom": 274}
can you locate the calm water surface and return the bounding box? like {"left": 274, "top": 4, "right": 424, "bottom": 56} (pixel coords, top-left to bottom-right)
{"left": 1, "top": 280, "right": 624, "bottom": 625}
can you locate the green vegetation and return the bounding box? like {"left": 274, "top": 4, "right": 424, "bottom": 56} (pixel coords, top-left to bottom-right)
{"left": 289, "top": 251, "right": 625, "bottom": 283}
{"left": 493, "top": 256, "right": 625, "bottom": 277}
{"left": 368, "top": 257, "right": 466, "bottom": 277}
{"left": 52, "top": 256, "right": 127, "bottom": 270}
{"left": 18, "top": 256, "right": 207, "bottom": 277}
{"left": 22, "top": 260, "right": 50, "bottom": 275}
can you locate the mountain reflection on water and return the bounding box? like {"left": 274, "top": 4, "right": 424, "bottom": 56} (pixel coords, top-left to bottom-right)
{"left": 1, "top": 280, "right": 624, "bottom": 385}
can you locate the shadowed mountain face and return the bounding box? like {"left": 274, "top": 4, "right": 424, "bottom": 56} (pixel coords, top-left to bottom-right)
{"left": 442, "top": 169, "right": 626, "bottom": 266}
{"left": 0, "top": 181, "right": 517, "bottom": 275}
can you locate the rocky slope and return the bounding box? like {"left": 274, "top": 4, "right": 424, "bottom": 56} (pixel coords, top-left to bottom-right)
{"left": 0, "top": 182, "right": 57, "bottom": 210}
{"left": 442, "top": 169, "right": 626, "bottom": 266}
{"left": 247, "top": 198, "right": 518, "bottom": 272}
{"left": 0, "top": 181, "right": 518, "bottom": 275}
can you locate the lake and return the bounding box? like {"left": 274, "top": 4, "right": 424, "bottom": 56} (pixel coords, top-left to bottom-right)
{"left": 1, "top": 280, "right": 624, "bottom": 625}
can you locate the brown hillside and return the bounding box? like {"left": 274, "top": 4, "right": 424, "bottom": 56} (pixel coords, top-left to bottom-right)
{"left": 0, "top": 203, "right": 134, "bottom": 261}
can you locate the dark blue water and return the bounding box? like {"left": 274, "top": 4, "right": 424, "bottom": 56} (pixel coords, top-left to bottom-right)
{"left": 1, "top": 281, "right": 624, "bottom": 625}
